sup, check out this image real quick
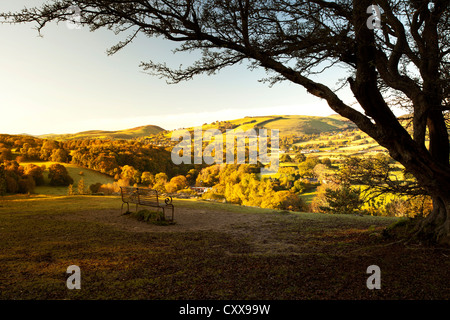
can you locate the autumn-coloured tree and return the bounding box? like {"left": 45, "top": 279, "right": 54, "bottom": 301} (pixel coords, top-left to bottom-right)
{"left": 165, "top": 175, "right": 188, "bottom": 193}
{"left": 120, "top": 165, "right": 140, "bottom": 185}
{"left": 48, "top": 164, "right": 74, "bottom": 186}
{"left": 153, "top": 172, "right": 169, "bottom": 193}
{"left": 18, "top": 176, "right": 36, "bottom": 194}
{"left": 271, "top": 190, "right": 307, "bottom": 212}
{"left": 0, "top": 165, "right": 7, "bottom": 196}
{"left": 50, "top": 148, "right": 69, "bottom": 163}
{"left": 23, "top": 164, "right": 45, "bottom": 186}
{"left": 141, "top": 171, "right": 156, "bottom": 187}
{"left": 77, "top": 178, "right": 86, "bottom": 195}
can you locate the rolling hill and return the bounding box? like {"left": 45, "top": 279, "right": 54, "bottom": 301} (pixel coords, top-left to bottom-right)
{"left": 38, "top": 125, "right": 165, "bottom": 141}
{"left": 253, "top": 115, "right": 356, "bottom": 135}
{"left": 31, "top": 114, "right": 357, "bottom": 142}
{"left": 167, "top": 114, "right": 357, "bottom": 137}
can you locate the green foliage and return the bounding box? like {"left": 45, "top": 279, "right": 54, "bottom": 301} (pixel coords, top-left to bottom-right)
{"left": 269, "top": 191, "right": 307, "bottom": 211}
{"left": 89, "top": 182, "right": 103, "bottom": 194}
{"left": 202, "top": 191, "right": 225, "bottom": 201}
{"left": 382, "top": 217, "right": 419, "bottom": 240}
{"left": 141, "top": 171, "right": 155, "bottom": 187}
{"left": 177, "top": 188, "right": 197, "bottom": 195}
{"left": 155, "top": 172, "right": 168, "bottom": 184}
{"left": 320, "top": 183, "right": 364, "bottom": 215}
{"left": 294, "top": 153, "right": 306, "bottom": 163}
{"left": 290, "top": 179, "right": 307, "bottom": 193}
{"left": 120, "top": 165, "right": 140, "bottom": 185}
{"left": 185, "top": 168, "right": 198, "bottom": 186}
{"left": 196, "top": 165, "right": 220, "bottom": 187}
{"left": 130, "top": 209, "right": 174, "bottom": 225}
{"left": 153, "top": 172, "right": 168, "bottom": 193}
{"left": 193, "top": 164, "right": 308, "bottom": 212}
{"left": 297, "top": 157, "right": 320, "bottom": 177}
{"left": 280, "top": 154, "right": 293, "bottom": 162}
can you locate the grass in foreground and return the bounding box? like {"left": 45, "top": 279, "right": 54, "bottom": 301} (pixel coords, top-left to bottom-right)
{"left": 0, "top": 195, "right": 448, "bottom": 300}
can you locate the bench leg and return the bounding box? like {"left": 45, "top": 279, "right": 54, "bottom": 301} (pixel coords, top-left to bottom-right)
{"left": 121, "top": 202, "right": 130, "bottom": 215}
{"left": 162, "top": 206, "right": 174, "bottom": 221}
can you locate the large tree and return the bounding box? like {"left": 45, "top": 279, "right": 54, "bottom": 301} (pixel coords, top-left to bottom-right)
{"left": 1, "top": 0, "right": 449, "bottom": 244}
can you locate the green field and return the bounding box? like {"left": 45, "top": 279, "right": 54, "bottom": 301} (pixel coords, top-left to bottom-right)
{"left": 260, "top": 115, "right": 355, "bottom": 135}
{"left": 300, "top": 189, "right": 318, "bottom": 205}
{"left": 168, "top": 115, "right": 356, "bottom": 137}
{"left": 21, "top": 161, "right": 115, "bottom": 195}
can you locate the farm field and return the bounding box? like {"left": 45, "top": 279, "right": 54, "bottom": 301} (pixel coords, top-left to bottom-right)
{"left": 166, "top": 115, "right": 356, "bottom": 137}
{"left": 0, "top": 195, "right": 448, "bottom": 300}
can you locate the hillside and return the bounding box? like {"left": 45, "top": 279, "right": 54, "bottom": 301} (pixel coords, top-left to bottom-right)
{"left": 165, "top": 115, "right": 357, "bottom": 137}
{"left": 28, "top": 115, "right": 357, "bottom": 143}
{"left": 19, "top": 161, "right": 116, "bottom": 196}
{"left": 255, "top": 115, "right": 356, "bottom": 135}
{"left": 38, "top": 125, "right": 165, "bottom": 141}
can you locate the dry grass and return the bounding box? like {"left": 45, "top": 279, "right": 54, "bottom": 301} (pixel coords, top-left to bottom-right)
{"left": 0, "top": 195, "right": 448, "bottom": 300}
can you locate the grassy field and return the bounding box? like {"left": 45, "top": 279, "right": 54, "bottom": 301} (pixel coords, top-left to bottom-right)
{"left": 21, "top": 161, "right": 114, "bottom": 195}
{"left": 3, "top": 124, "right": 446, "bottom": 301}
{"left": 260, "top": 115, "right": 355, "bottom": 135}
{"left": 0, "top": 194, "right": 448, "bottom": 300}
{"left": 169, "top": 115, "right": 356, "bottom": 137}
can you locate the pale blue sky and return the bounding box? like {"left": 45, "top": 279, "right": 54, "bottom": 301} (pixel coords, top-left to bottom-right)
{"left": 0, "top": 1, "right": 357, "bottom": 135}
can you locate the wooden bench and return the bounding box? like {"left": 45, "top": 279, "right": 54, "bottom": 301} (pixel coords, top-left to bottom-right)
{"left": 120, "top": 186, "right": 174, "bottom": 221}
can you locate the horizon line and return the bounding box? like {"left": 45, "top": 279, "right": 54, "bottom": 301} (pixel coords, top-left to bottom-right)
{"left": 1, "top": 112, "right": 346, "bottom": 137}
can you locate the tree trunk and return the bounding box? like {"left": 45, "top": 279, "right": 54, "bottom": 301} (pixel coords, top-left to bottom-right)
{"left": 346, "top": 0, "right": 450, "bottom": 246}
{"left": 413, "top": 107, "right": 450, "bottom": 246}
{"left": 414, "top": 193, "right": 450, "bottom": 246}
{"left": 385, "top": 142, "right": 450, "bottom": 246}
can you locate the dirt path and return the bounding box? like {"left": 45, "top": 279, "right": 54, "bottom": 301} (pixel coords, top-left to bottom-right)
{"left": 60, "top": 206, "right": 275, "bottom": 234}
{"left": 58, "top": 206, "right": 305, "bottom": 255}
{"left": 57, "top": 205, "right": 397, "bottom": 256}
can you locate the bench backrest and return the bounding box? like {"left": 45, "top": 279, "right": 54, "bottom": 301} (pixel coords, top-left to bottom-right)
{"left": 120, "top": 186, "right": 138, "bottom": 202}
{"left": 136, "top": 187, "right": 159, "bottom": 205}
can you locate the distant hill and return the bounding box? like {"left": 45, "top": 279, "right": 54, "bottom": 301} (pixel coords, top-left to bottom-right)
{"left": 253, "top": 115, "right": 356, "bottom": 135}
{"left": 170, "top": 115, "right": 357, "bottom": 137}
{"left": 32, "top": 114, "right": 357, "bottom": 142}
{"left": 38, "top": 125, "right": 165, "bottom": 141}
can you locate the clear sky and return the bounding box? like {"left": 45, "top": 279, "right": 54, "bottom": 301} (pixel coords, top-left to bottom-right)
{"left": 0, "top": 1, "right": 358, "bottom": 136}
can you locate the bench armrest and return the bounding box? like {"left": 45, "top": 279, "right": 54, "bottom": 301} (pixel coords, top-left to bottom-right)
{"left": 164, "top": 196, "right": 173, "bottom": 205}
